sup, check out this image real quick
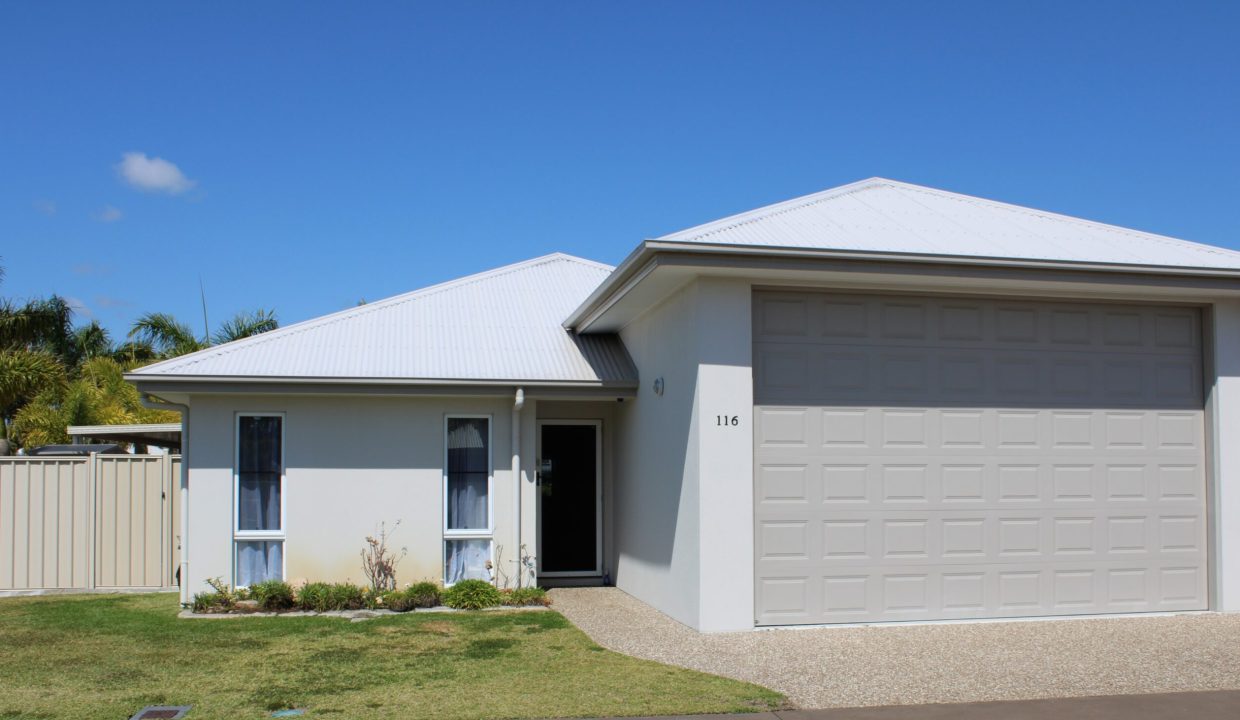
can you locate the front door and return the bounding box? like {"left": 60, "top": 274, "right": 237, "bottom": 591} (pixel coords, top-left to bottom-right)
{"left": 538, "top": 421, "right": 601, "bottom": 577}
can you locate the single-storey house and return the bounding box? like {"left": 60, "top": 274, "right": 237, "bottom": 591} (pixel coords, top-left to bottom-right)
{"left": 127, "top": 178, "right": 1240, "bottom": 632}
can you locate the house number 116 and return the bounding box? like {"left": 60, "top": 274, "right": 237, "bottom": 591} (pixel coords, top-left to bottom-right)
{"left": 716, "top": 415, "right": 739, "bottom": 427}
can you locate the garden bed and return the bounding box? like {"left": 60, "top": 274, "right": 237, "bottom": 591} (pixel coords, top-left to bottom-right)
{"left": 178, "top": 604, "right": 552, "bottom": 620}
{"left": 187, "top": 578, "right": 551, "bottom": 616}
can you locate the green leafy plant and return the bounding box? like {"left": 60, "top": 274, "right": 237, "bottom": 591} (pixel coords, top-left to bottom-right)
{"left": 249, "top": 580, "right": 296, "bottom": 611}
{"left": 327, "top": 582, "right": 366, "bottom": 610}
{"left": 190, "top": 591, "right": 223, "bottom": 613}
{"left": 382, "top": 582, "right": 440, "bottom": 613}
{"left": 442, "top": 579, "right": 501, "bottom": 610}
{"left": 501, "top": 587, "right": 550, "bottom": 607}
{"left": 299, "top": 582, "right": 366, "bottom": 611}
{"left": 297, "top": 582, "right": 333, "bottom": 612}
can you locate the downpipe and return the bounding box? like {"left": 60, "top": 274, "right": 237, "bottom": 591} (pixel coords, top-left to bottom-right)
{"left": 511, "top": 387, "right": 525, "bottom": 588}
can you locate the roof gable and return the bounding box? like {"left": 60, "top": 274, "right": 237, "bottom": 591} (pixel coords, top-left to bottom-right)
{"left": 129, "top": 253, "right": 636, "bottom": 386}
{"left": 656, "top": 178, "right": 1240, "bottom": 270}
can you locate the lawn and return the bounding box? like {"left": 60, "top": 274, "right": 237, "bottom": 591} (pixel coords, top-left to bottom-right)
{"left": 0, "top": 593, "right": 783, "bottom": 720}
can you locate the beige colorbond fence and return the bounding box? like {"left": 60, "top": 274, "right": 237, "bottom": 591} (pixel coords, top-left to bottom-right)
{"left": 0, "top": 455, "right": 181, "bottom": 593}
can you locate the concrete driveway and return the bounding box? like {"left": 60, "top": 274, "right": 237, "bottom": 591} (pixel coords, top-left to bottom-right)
{"left": 550, "top": 587, "right": 1240, "bottom": 709}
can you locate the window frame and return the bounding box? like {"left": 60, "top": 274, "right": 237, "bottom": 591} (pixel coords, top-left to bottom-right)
{"left": 233, "top": 412, "right": 286, "bottom": 586}
{"left": 442, "top": 414, "right": 494, "bottom": 585}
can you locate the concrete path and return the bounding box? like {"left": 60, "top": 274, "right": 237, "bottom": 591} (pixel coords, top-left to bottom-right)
{"left": 570, "top": 690, "right": 1240, "bottom": 720}
{"left": 550, "top": 587, "right": 1240, "bottom": 709}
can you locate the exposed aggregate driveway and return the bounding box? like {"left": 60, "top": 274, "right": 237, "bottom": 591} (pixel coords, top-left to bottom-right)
{"left": 550, "top": 587, "right": 1240, "bottom": 709}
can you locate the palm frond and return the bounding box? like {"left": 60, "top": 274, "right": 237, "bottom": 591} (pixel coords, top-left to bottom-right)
{"left": 213, "top": 309, "right": 278, "bottom": 344}
{"left": 129, "top": 312, "right": 204, "bottom": 357}
{"left": 0, "top": 350, "right": 66, "bottom": 416}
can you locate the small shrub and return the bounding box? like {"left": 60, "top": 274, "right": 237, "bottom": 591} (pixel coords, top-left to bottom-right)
{"left": 381, "top": 582, "right": 439, "bottom": 613}
{"left": 442, "top": 579, "right": 501, "bottom": 609}
{"left": 327, "top": 582, "right": 366, "bottom": 611}
{"left": 501, "top": 587, "right": 550, "bottom": 607}
{"left": 406, "top": 581, "right": 441, "bottom": 608}
{"left": 298, "top": 582, "right": 333, "bottom": 612}
{"left": 190, "top": 591, "right": 224, "bottom": 613}
{"left": 188, "top": 577, "right": 239, "bottom": 613}
{"left": 250, "top": 580, "right": 296, "bottom": 611}
{"left": 361, "top": 520, "right": 407, "bottom": 593}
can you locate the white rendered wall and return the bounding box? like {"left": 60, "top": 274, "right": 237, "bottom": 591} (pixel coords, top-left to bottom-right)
{"left": 183, "top": 394, "right": 517, "bottom": 595}
{"left": 693, "top": 278, "right": 755, "bottom": 631}
{"left": 614, "top": 278, "right": 755, "bottom": 631}
{"left": 614, "top": 283, "right": 702, "bottom": 628}
{"left": 1211, "top": 301, "right": 1240, "bottom": 612}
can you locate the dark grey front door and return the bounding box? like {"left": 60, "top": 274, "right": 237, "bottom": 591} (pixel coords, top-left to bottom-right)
{"left": 539, "top": 422, "right": 601, "bottom": 576}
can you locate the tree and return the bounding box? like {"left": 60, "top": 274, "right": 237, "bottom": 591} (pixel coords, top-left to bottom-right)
{"left": 12, "top": 357, "right": 177, "bottom": 448}
{"left": 128, "top": 308, "right": 279, "bottom": 360}
{"left": 0, "top": 262, "right": 74, "bottom": 441}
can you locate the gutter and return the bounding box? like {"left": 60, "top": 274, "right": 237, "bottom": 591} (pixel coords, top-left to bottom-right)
{"left": 141, "top": 395, "right": 190, "bottom": 606}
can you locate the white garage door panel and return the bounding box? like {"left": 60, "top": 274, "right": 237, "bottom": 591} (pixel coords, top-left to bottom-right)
{"left": 753, "top": 292, "right": 1207, "bottom": 625}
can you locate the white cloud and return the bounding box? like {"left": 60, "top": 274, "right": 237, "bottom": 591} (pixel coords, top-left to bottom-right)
{"left": 34, "top": 199, "right": 57, "bottom": 216}
{"left": 96, "top": 205, "right": 123, "bottom": 223}
{"left": 115, "top": 152, "right": 196, "bottom": 194}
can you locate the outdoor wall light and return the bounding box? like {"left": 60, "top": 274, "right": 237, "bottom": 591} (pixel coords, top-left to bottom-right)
{"left": 653, "top": 377, "right": 664, "bottom": 396}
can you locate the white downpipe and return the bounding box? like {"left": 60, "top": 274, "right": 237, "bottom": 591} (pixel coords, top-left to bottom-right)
{"left": 141, "top": 395, "right": 190, "bottom": 605}
{"left": 511, "top": 387, "right": 525, "bottom": 588}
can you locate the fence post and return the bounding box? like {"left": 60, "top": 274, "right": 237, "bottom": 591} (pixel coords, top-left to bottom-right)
{"left": 86, "top": 454, "right": 97, "bottom": 592}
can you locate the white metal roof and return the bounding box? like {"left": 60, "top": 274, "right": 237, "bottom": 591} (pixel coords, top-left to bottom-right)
{"left": 128, "top": 254, "right": 636, "bottom": 386}
{"left": 656, "top": 178, "right": 1240, "bottom": 270}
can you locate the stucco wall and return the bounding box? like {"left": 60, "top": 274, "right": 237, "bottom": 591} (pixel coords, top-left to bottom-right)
{"left": 183, "top": 394, "right": 521, "bottom": 596}
{"left": 614, "top": 282, "right": 702, "bottom": 628}
{"left": 611, "top": 277, "right": 756, "bottom": 631}
{"left": 1210, "top": 301, "right": 1240, "bottom": 612}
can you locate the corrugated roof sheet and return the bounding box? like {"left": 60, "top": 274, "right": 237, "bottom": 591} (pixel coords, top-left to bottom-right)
{"left": 656, "top": 178, "right": 1240, "bottom": 270}
{"left": 130, "top": 253, "right": 636, "bottom": 385}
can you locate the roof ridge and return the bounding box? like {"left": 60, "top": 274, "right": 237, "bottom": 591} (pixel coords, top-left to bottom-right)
{"left": 131, "top": 253, "right": 613, "bottom": 375}
{"left": 657, "top": 178, "right": 891, "bottom": 243}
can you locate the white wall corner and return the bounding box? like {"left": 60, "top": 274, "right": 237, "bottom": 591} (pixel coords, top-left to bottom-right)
{"left": 694, "top": 278, "right": 755, "bottom": 631}
{"left": 1211, "top": 301, "right": 1240, "bottom": 612}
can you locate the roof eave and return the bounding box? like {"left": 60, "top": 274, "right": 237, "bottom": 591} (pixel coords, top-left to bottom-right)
{"left": 126, "top": 374, "right": 639, "bottom": 397}
{"left": 566, "top": 241, "right": 1240, "bottom": 332}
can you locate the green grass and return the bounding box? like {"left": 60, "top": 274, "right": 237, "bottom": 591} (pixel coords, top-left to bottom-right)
{"left": 0, "top": 593, "right": 784, "bottom": 719}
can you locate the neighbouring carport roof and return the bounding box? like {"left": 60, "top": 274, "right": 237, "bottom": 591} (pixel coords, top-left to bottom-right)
{"left": 66, "top": 423, "right": 182, "bottom": 450}
{"left": 126, "top": 253, "right": 638, "bottom": 390}
{"left": 565, "top": 177, "right": 1240, "bottom": 330}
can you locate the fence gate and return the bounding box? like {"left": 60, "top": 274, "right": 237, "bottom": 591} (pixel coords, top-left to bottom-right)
{"left": 0, "top": 455, "right": 181, "bottom": 592}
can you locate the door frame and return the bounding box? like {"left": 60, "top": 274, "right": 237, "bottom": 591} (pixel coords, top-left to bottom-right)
{"left": 536, "top": 419, "right": 603, "bottom": 578}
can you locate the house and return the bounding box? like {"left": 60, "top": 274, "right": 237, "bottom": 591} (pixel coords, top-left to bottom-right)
{"left": 126, "top": 178, "right": 1240, "bottom": 632}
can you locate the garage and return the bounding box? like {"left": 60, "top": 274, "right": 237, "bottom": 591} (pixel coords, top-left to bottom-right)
{"left": 753, "top": 289, "right": 1208, "bottom": 625}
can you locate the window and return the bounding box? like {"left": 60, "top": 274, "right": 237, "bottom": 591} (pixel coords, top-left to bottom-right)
{"left": 235, "top": 414, "right": 283, "bottom": 585}
{"left": 444, "top": 416, "right": 491, "bottom": 584}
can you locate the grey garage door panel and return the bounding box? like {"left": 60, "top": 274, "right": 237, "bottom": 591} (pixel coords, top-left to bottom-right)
{"left": 755, "top": 561, "right": 1207, "bottom": 624}
{"left": 753, "top": 293, "right": 1202, "bottom": 355}
{"left": 753, "top": 291, "right": 1207, "bottom": 626}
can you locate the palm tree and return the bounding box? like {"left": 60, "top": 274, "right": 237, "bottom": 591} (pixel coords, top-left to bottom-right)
{"left": 0, "top": 261, "right": 74, "bottom": 445}
{"left": 128, "top": 308, "right": 278, "bottom": 360}
{"left": 12, "top": 356, "right": 178, "bottom": 448}
{"left": 213, "top": 309, "right": 278, "bottom": 344}
{"left": 128, "top": 312, "right": 205, "bottom": 358}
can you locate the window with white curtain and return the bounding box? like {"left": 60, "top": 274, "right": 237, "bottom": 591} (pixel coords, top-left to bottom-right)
{"left": 444, "top": 416, "right": 491, "bottom": 584}
{"left": 235, "top": 414, "right": 283, "bottom": 586}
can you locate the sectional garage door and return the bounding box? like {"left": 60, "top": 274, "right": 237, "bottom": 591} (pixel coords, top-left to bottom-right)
{"left": 753, "top": 290, "right": 1208, "bottom": 625}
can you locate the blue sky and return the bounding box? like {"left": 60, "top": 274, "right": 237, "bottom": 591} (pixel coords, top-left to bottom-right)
{"left": 2, "top": 2, "right": 1237, "bottom": 338}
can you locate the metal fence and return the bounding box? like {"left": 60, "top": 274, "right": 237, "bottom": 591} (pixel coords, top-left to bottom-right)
{"left": 0, "top": 454, "right": 180, "bottom": 593}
